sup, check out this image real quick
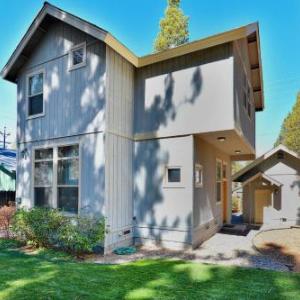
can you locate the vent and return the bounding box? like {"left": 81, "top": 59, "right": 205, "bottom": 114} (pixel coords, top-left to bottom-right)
{"left": 277, "top": 151, "right": 285, "bottom": 160}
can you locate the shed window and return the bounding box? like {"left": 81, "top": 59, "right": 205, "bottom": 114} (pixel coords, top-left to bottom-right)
{"left": 28, "top": 72, "right": 44, "bottom": 117}
{"left": 69, "top": 42, "right": 86, "bottom": 70}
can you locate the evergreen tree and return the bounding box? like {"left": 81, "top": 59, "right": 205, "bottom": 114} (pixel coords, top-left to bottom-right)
{"left": 154, "top": 0, "right": 189, "bottom": 52}
{"left": 275, "top": 92, "right": 300, "bottom": 154}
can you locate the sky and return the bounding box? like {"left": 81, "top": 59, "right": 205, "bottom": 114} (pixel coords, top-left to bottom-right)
{"left": 0, "top": 0, "right": 300, "bottom": 155}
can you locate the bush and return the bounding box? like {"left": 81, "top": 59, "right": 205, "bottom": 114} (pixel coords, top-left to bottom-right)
{"left": 12, "top": 208, "right": 66, "bottom": 247}
{"left": 12, "top": 208, "right": 105, "bottom": 256}
{"left": 0, "top": 205, "right": 16, "bottom": 238}
{"left": 58, "top": 216, "right": 105, "bottom": 257}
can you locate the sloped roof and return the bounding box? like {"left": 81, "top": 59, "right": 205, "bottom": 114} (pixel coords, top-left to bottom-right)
{"left": 0, "top": 149, "right": 16, "bottom": 173}
{"left": 232, "top": 144, "right": 300, "bottom": 182}
{"left": 242, "top": 172, "right": 283, "bottom": 187}
{"left": 0, "top": 2, "right": 264, "bottom": 110}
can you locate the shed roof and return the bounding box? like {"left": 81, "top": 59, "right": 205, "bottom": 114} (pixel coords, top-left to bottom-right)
{"left": 242, "top": 172, "right": 283, "bottom": 187}
{"left": 0, "top": 2, "right": 264, "bottom": 110}
{"left": 232, "top": 144, "right": 300, "bottom": 182}
{"left": 0, "top": 149, "right": 16, "bottom": 173}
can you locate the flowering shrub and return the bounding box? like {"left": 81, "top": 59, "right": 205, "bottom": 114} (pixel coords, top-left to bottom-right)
{"left": 0, "top": 205, "right": 16, "bottom": 238}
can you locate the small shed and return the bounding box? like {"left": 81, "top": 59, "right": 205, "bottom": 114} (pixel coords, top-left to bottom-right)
{"left": 233, "top": 145, "right": 300, "bottom": 226}
{"left": 0, "top": 149, "right": 16, "bottom": 206}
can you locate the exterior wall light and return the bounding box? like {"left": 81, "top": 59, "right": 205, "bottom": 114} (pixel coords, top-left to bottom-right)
{"left": 235, "top": 150, "right": 241, "bottom": 154}
{"left": 217, "top": 137, "right": 226, "bottom": 142}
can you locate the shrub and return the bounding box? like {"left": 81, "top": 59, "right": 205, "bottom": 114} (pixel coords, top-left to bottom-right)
{"left": 12, "top": 208, "right": 66, "bottom": 247}
{"left": 12, "top": 208, "right": 105, "bottom": 256}
{"left": 0, "top": 205, "right": 16, "bottom": 238}
{"left": 58, "top": 216, "right": 105, "bottom": 257}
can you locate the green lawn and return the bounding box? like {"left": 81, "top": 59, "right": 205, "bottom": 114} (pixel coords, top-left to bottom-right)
{"left": 0, "top": 240, "right": 300, "bottom": 299}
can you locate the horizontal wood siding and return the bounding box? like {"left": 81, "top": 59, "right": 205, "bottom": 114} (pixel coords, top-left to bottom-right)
{"left": 17, "top": 20, "right": 106, "bottom": 144}
{"left": 105, "top": 46, "right": 135, "bottom": 249}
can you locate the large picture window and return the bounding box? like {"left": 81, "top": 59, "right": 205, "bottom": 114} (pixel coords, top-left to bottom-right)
{"left": 57, "top": 145, "right": 79, "bottom": 213}
{"left": 34, "top": 148, "right": 53, "bottom": 207}
{"left": 28, "top": 72, "right": 44, "bottom": 117}
{"left": 33, "top": 144, "right": 79, "bottom": 214}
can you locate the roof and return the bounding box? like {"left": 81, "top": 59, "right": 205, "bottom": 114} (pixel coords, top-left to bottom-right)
{"left": 0, "top": 149, "right": 16, "bottom": 173}
{"left": 1, "top": 2, "right": 264, "bottom": 110}
{"left": 242, "top": 172, "right": 283, "bottom": 187}
{"left": 232, "top": 144, "right": 300, "bottom": 182}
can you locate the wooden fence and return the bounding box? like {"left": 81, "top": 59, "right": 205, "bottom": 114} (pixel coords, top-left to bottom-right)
{"left": 0, "top": 191, "right": 15, "bottom": 207}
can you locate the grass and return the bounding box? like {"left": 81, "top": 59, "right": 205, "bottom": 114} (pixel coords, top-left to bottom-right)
{"left": 0, "top": 239, "right": 300, "bottom": 299}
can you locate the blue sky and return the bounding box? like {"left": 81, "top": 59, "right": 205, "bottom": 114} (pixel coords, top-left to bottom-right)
{"left": 0, "top": 0, "right": 299, "bottom": 155}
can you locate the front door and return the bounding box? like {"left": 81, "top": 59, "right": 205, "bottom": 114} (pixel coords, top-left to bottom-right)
{"left": 255, "top": 189, "right": 271, "bottom": 224}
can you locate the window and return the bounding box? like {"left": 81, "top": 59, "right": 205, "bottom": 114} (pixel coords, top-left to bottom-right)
{"left": 57, "top": 145, "right": 79, "bottom": 214}
{"left": 167, "top": 167, "right": 181, "bottom": 183}
{"left": 216, "top": 159, "right": 222, "bottom": 203}
{"left": 222, "top": 162, "right": 227, "bottom": 180}
{"left": 28, "top": 71, "right": 44, "bottom": 117}
{"left": 33, "top": 144, "right": 80, "bottom": 214}
{"left": 195, "top": 164, "right": 203, "bottom": 188}
{"left": 69, "top": 42, "right": 86, "bottom": 70}
{"left": 34, "top": 148, "right": 53, "bottom": 207}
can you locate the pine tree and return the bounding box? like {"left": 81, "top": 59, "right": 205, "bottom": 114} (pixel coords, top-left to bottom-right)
{"left": 154, "top": 0, "right": 189, "bottom": 52}
{"left": 275, "top": 92, "right": 300, "bottom": 154}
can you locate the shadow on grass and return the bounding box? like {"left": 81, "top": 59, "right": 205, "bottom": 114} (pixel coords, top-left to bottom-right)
{"left": 0, "top": 246, "right": 300, "bottom": 299}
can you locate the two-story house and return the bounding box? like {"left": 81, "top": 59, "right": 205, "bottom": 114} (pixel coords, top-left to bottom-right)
{"left": 1, "top": 3, "right": 264, "bottom": 251}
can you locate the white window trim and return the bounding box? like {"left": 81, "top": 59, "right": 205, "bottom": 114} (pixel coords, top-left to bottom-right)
{"left": 26, "top": 69, "right": 45, "bottom": 120}
{"left": 32, "top": 142, "right": 81, "bottom": 215}
{"left": 163, "top": 165, "right": 184, "bottom": 188}
{"left": 68, "top": 42, "right": 87, "bottom": 71}
{"left": 216, "top": 158, "right": 223, "bottom": 204}
{"left": 195, "top": 163, "right": 203, "bottom": 188}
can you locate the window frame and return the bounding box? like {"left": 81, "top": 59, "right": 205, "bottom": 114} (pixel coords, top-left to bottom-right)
{"left": 26, "top": 69, "right": 45, "bottom": 120}
{"left": 163, "top": 165, "right": 184, "bottom": 188}
{"left": 216, "top": 159, "right": 223, "bottom": 204}
{"left": 68, "top": 42, "right": 87, "bottom": 71}
{"left": 32, "top": 142, "right": 81, "bottom": 215}
{"left": 33, "top": 147, "right": 54, "bottom": 208}
{"left": 195, "top": 163, "right": 203, "bottom": 188}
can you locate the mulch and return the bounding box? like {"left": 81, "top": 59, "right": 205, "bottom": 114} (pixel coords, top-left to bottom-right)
{"left": 253, "top": 227, "right": 300, "bottom": 272}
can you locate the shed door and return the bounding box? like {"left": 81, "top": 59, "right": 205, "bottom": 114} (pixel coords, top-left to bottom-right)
{"left": 255, "top": 189, "right": 271, "bottom": 224}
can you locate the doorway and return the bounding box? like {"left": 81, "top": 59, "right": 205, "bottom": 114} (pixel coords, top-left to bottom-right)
{"left": 254, "top": 189, "right": 272, "bottom": 224}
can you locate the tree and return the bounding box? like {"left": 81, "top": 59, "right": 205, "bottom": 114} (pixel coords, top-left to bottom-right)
{"left": 154, "top": 0, "right": 189, "bottom": 52}
{"left": 275, "top": 92, "right": 300, "bottom": 154}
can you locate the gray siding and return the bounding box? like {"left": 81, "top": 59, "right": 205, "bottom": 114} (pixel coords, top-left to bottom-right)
{"left": 16, "top": 133, "right": 105, "bottom": 216}
{"left": 133, "top": 135, "right": 194, "bottom": 247}
{"left": 104, "top": 46, "right": 135, "bottom": 249}
{"left": 17, "top": 20, "right": 106, "bottom": 144}
{"left": 242, "top": 153, "right": 300, "bottom": 224}
{"left": 233, "top": 39, "right": 255, "bottom": 149}
{"left": 134, "top": 44, "right": 234, "bottom": 138}
{"left": 193, "top": 136, "right": 231, "bottom": 246}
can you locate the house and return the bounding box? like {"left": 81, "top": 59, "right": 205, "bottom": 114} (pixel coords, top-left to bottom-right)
{"left": 233, "top": 145, "right": 300, "bottom": 226}
{"left": 1, "top": 3, "right": 264, "bottom": 251}
{"left": 0, "top": 149, "right": 16, "bottom": 206}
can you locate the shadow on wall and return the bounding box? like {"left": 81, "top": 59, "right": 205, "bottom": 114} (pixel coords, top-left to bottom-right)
{"left": 134, "top": 67, "right": 202, "bottom": 245}
{"left": 17, "top": 24, "right": 107, "bottom": 216}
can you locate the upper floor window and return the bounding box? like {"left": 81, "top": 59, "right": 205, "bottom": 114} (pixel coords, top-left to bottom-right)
{"left": 27, "top": 71, "right": 44, "bottom": 118}
{"left": 69, "top": 42, "right": 86, "bottom": 71}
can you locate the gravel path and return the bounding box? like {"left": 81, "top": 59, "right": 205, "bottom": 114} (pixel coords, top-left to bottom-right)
{"left": 92, "top": 230, "right": 289, "bottom": 272}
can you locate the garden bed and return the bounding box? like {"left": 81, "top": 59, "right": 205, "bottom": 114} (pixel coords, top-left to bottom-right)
{"left": 253, "top": 227, "right": 300, "bottom": 272}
